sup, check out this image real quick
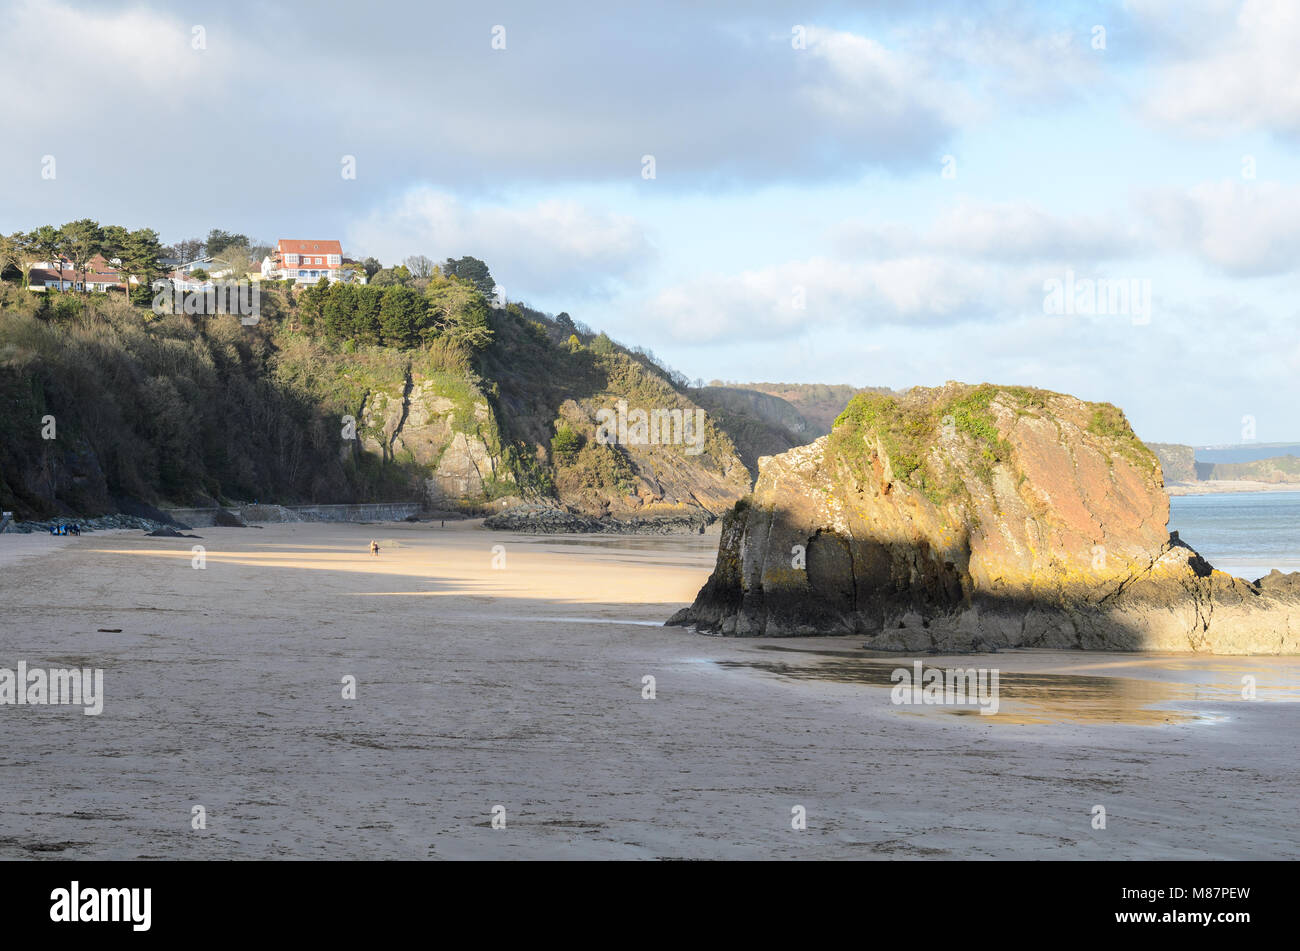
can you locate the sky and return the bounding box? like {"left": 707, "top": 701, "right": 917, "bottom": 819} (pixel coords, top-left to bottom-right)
{"left": 3, "top": 0, "right": 1299, "bottom": 445}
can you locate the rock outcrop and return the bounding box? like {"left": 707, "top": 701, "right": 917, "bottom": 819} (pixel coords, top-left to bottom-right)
{"left": 668, "top": 382, "right": 1300, "bottom": 654}
{"left": 547, "top": 396, "right": 751, "bottom": 521}
{"left": 354, "top": 373, "right": 516, "bottom": 505}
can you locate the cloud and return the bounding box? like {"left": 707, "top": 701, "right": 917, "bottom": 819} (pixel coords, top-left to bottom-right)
{"left": 637, "top": 254, "right": 1036, "bottom": 345}
{"left": 889, "top": 14, "right": 1111, "bottom": 115}
{"left": 346, "top": 188, "right": 655, "bottom": 297}
{"left": 1135, "top": 0, "right": 1300, "bottom": 138}
{"left": 1140, "top": 180, "right": 1300, "bottom": 276}
{"left": 831, "top": 200, "right": 1141, "bottom": 263}
{"left": 0, "top": 0, "right": 968, "bottom": 226}
{"left": 0, "top": 0, "right": 202, "bottom": 115}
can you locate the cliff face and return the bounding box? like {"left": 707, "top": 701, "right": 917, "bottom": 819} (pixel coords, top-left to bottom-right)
{"left": 1199, "top": 454, "right": 1300, "bottom": 483}
{"left": 736, "top": 382, "right": 892, "bottom": 434}
{"left": 1147, "top": 442, "right": 1198, "bottom": 484}
{"left": 0, "top": 279, "right": 757, "bottom": 521}
{"left": 355, "top": 376, "right": 514, "bottom": 504}
{"left": 669, "top": 382, "right": 1300, "bottom": 654}
{"left": 691, "top": 386, "right": 812, "bottom": 477}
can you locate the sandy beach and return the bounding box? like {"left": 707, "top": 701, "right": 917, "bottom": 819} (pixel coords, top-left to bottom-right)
{"left": 1, "top": 519, "right": 1297, "bottom": 860}
{"left": 1167, "top": 480, "right": 1300, "bottom": 496}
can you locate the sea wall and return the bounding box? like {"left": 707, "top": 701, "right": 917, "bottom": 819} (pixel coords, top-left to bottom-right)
{"left": 165, "top": 502, "right": 425, "bottom": 527}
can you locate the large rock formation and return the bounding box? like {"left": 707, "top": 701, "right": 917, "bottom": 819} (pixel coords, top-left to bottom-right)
{"left": 668, "top": 383, "right": 1300, "bottom": 653}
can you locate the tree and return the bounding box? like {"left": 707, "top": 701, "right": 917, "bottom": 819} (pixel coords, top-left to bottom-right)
{"left": 337, "top": 262, "right": 367, "bottom": 285}
{"left": 378, "top": 285, "right": 425, "bottom": 348}
{"left": 440, "top": 255, "right": 495, "bottom": 297}
{"left": 0, "top": 233, "right": 42, "bottom": 287}
{"left": 361, "top": 256, "right": 382, "bottom": 279}
{"left": 354, "top": 286, "right": 383, "bottom": 344}
{"left": 29, "top": 225, "right": 64, "bottom": 286}
{"left": 0, "top": 233, "right": 15, "bottom": 282}
{"left": 321, "top": 282, "right": 358, "bottom": 341}
{"left": 205, "top": 229, "right": 248, "bottom": 256}
{"left": 169, "top": 237, "right": 205, "bottom": 263}
{"left": 211, "top": 240, "right": 253, "bottom": 279}
{"left": 296, "top": 277, "right": 331, "bottom": 329}
{"left": 100, "top": 225, "right": 130, "bottom": 262}
{"left": 551, "top": 424, "right": 584, "bottom": 460}
{"left": 404, "top": 255, "right": 436, "bottom": 279}
{"left": 59, "top": 219, "right": 103, "bottom": 292}
{"left": 369, "top": 264, "right": 410, "bottom": 287}
{"left": 122, "top": 228, "right": 165, "bottom": 298}
{"left": 425, "top": 274, "right": 493, "bottom": 352}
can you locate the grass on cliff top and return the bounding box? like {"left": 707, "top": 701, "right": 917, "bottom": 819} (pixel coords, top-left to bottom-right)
{"left": 829, "top": 383, "right": 1152, "bottom": 505}
{"left": 829, "top": 384, "right": 1022, "bottom": 504}
{"left": 1086, "top": 403, "right": 1158, "bottom": 472}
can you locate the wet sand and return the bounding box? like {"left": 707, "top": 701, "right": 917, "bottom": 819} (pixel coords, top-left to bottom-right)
{"left": 1, "top": 520, "right": 1298, "bottom": 859}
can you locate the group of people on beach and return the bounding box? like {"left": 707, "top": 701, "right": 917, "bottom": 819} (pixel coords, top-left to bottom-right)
{"left": 48, "top": 524, "right": 81, "bottom": 536}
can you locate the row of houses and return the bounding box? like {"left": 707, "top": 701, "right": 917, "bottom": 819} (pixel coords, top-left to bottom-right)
{"left": 27, "top": 239, "right": 361, "bottom": 293}
{"left": 30, "top": 255, "right": 139, "bottom": 293}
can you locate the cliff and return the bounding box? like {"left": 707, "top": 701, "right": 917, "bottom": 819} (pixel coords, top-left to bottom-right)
{"left": 668, "top": 382, "right": 1300, "bottom": 654}
{"left": 0, "top": 285, "right": 749, "bottom": 523}
{"left": 691, "top": 386, "right": 813, "bottom": 476}
{"left": 1146, "top": 442, "right": 1197, "bottom": 484}
{"left": 732, "top": 382, "right": 891, "bottom": 434}
{"left": 1198, "top": 455, "right": 1300, "bottom": 484}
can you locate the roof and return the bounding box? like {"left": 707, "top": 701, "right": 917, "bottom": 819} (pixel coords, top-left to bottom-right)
{"left": 276, "top": 239, "right": 343, "bottom": 256}
{"left": 31, "top": 267, "right": 124, "bottom": 285}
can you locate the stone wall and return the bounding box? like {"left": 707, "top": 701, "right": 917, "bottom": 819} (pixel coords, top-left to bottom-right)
{"left": 165, "top": 502, "right": 424, "bottom": 527}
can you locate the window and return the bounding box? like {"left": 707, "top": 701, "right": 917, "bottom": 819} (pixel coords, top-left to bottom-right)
{"left": 328, "top": 255, "right": 341, "bottom": 267}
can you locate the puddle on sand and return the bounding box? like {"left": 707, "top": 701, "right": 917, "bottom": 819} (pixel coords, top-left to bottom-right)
{"left": 713, "top": 652, "right": 1260, "bottom": 725}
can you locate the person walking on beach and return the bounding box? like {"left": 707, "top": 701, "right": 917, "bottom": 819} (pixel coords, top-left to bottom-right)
{"left": 369, "top": 540, "right": 380, "bottom": 556}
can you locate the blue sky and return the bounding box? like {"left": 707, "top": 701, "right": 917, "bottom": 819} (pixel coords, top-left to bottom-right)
{"left": 3, "top": 0, "right": 1299, "bottom": 444}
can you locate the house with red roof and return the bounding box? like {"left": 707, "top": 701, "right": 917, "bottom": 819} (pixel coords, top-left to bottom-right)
{"left": 28, "top": 254, "right": 130, "bottom": 293}
{"left": 265, "top": 239, "right": 352, "bottom": 285}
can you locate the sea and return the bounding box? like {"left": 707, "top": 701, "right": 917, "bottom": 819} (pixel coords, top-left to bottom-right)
{"left": 1168, "top": 490, "right": 1300, "bottom": 580}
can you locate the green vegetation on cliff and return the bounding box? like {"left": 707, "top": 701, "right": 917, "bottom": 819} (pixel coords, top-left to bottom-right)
{"left": 829, "top": 383, "right": 1155, "bottom": 508}
{"left": 0, "top": 287, "right": 358, "bottom": 515}
{"left": 0, "top": 265, "right": 749, "bottom": 519}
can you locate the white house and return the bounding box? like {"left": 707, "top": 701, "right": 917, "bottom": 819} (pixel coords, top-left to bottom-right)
{"left": 265, "top": 239, "right": 361, "bottom": 284}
